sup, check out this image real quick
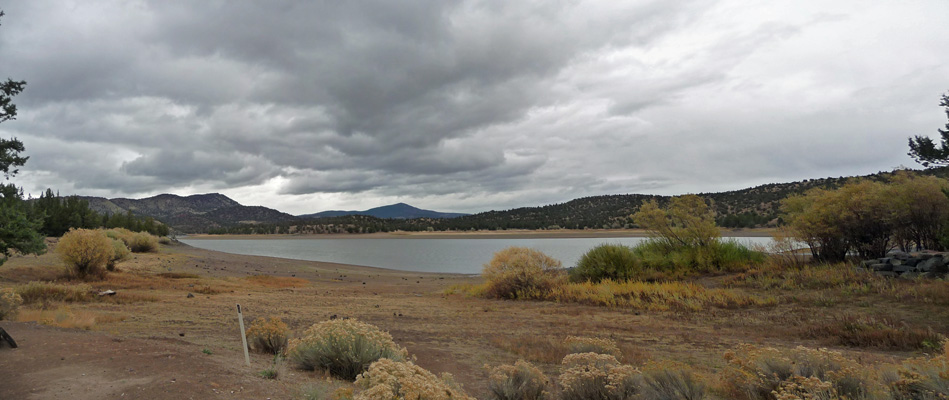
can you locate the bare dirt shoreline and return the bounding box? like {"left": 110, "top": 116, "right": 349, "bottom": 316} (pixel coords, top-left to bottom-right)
{"left": 183, "top": 227, "right": 777, "bottom": 240}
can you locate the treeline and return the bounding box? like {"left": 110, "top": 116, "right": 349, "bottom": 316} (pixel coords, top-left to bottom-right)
{"left": 27, "top": 189, "right": 170, "bottom": 237}
{"left": 783, "top": 172, "right": 949, "bottom": 262}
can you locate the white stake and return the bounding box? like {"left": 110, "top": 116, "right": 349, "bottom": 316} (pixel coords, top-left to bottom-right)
{"left": 237, "top": 304, "right": 250, "bottom": 366}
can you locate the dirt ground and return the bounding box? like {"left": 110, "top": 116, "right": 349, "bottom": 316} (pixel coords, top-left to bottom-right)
{"left": 0, "top": 240, "right": 941, "bottom": 399}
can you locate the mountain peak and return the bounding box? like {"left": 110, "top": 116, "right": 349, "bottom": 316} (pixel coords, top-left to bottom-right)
{"left": 299, "top": 203, "right": 467, "bottom": 220}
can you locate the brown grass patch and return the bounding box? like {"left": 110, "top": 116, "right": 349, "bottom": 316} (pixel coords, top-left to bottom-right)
{"left": 17, "top": 307, "right": 100, "bottom": 330}
{"left": 802, "top": 316, "right": 945, "bottom": 351}
{"left": 193, "top": 285, "right": 223, "bottom": 295}
{"left": 489, "top": 335, "right": 566, "bottom": 363}
{"left": 15, "top": 281, "right": 93, "bottom": 304}
{"left": 243, "top": 275, "right": 310, "bottom": 288}
{"left": 157, "top": 272, "right": 201, "bottom": 279}
{"left": 489, "top": 334, "right": 647, "bottom": 365}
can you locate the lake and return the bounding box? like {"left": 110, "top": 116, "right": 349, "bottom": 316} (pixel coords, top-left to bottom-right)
{"left": 179, "top": 236, "right": 776, "bottom": 274}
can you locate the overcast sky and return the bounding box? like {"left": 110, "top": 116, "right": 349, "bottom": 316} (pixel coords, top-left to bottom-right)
{"left": 1, "top": 1, "right": 947, "bottom": 215}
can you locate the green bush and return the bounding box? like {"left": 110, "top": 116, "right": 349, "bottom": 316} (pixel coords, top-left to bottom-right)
{"left": 487, "top": 360, "right": 549, "bottom": 400}
{"left": 629, "top": 239, "right": 763, "bottom": 277}
{"left": 57, "top": 229, "right": 114, "bottom": 279}
{"left": 286, "top": 318, "right": 407, "bottom": 380}
{"left": 482, "top": 247, "right": 565, "bottom": 300}
{"left": 0, "top": 288, "right": 23, "bottom": 320}
{"left": 571, "top": 244, "right": 641, "bottom": 283}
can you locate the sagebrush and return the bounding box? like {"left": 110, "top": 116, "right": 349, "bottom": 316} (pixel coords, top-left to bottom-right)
{"left": 286, "top": 318, "right": 407, "bottom": 380}
{"left": 355, "top": 358, "right": 474, "bottom": 400}
{"left": 486, "top": 360, "right": 549, "bottom": 400}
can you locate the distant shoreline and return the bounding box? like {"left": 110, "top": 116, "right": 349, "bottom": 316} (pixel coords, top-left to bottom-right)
{"left": 182, "top": 227, "right": 777, "bottom": 240}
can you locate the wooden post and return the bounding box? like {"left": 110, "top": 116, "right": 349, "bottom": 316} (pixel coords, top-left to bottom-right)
{"left": 237, "top": 304, "right": 250, "bottom": 366}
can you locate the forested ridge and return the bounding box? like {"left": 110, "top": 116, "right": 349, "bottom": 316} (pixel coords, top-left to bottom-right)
{"left": 208, "top": 167, "right": 949, "bottom": 235}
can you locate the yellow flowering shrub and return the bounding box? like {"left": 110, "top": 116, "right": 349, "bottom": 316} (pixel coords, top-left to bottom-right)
{"left": 885, "top": 341, "right": 949, "bottom": 399}
{"left": 354, "top": 358, "right": 474, "bottom": 400}
{"left": 559, "top": 353, "right": 639, "bottom": 400}
{"left": 720, "top": 344, "right": 882, "bottom": 400}
{"left": 565, "top": 336, "right": 621, "bottom": 358}
{"left": 482, "top": 247, "right": 565, "bottom": 300}
{"left": 287, "top": 318, "right": 408, "bottom": 380}
{"left": 486, "top": 360, "right": 549, "bottom": 400}
{"left": 0, "top": 287, "right": 23, "bottom": 320}
{"left": 246, "top": 316, "right": 289, "bottom": 354}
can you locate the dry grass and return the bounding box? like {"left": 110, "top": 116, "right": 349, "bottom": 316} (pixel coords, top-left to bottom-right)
{"left": 15, "top": 281, "right": 93, "bottom": 304}
{"left": 489, "top": 334, "right": 646, "bottom": 365}
{"left": 802, "top": 315, "right": 945, "bottom": 351}
{"left": 15, "top": 306, "right": 110, "bottom": 330}
{"left": 244, "top": 275, "right": 310, "bottom": 288}
{"left": 156, "top": 272, "right": 201, "bottom": 279}
{"left": 548, "top": 279, "right": 775, "bottom": 311}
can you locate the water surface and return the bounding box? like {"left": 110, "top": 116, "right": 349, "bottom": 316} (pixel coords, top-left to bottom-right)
{"left": 180, "top": 237, "right": 774, "bottom": 274}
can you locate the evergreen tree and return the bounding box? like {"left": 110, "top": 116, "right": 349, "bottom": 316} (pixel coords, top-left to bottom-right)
{"left": 908, "top": 91, "right": 949, "bottom": 167}
{"left": 0, "top": 9, "right": 45, "bottom": 265}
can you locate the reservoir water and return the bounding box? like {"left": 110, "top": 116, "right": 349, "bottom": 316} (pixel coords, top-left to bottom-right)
{"left": 179, "top": 236, "right": 775, "bottom": 274}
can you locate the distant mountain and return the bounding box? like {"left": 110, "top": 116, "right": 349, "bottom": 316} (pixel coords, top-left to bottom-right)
{"left": 81, "top": 193, "right": 298, "bottom": 233}
{"left": 298, "top": 203, "right": 469, "bottom": 220}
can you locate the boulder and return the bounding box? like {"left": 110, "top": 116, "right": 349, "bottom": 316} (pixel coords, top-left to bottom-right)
{"left": 893, "top": 265, "right": 914, "bottom": 273}
{"left": 870, "top": 263, "right": 892, "bottom": 272}
{"left": 899, "top": 272, "right": 920, "bottom": 280}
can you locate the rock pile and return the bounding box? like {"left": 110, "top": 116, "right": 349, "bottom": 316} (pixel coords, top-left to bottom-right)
{"left": 861, "top": 251, "right": 949, "bottom": 278}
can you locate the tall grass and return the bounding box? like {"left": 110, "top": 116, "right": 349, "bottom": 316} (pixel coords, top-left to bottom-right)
{"left": 15, "top": 281, "right": 92, "bottom": 304}
{"left": 630, "top": 239, "right": 765, "bottom": 278}
{"left": 548, "top": 279, "right": 775, "bottom": 311}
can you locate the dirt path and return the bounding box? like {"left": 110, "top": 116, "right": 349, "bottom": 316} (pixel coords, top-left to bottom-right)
{"left": 0, "top": 321, "right": 303, "bottom": 399}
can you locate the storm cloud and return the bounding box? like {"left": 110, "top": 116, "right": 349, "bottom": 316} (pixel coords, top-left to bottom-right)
{"left": 1, "top": 1, "right": 947, "bottom": 214}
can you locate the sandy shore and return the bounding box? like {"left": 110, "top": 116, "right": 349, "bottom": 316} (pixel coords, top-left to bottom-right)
{"left": 183, "top": 227, "right": 778, "bottom": 240}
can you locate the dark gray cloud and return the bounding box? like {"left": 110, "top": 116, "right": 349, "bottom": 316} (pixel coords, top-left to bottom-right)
{"left": 0, "top": 1, "right": 947, "bottom": 214}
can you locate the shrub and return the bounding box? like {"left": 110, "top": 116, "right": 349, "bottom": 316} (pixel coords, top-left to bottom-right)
{"left": 355, "top": 358, "right": 474, "bottom": 400}
{"left": 564, "top": 336, "right": 621, "bottom": 358}
{"left": 639, "top": 363, "right": 707, "bottom": 400}
{"left": 127, "top": 232, "right": 159, "bottom": 253}
{"left": 104, "top": 228, "right": 134, "bottom": 243}
{"left": 885, "top": 345, "right": 949, "bottom": 399}
{"left": 158, "top": 236, "right": 173, "bottom": 245}
{"left": 57, "top": 229, "right": 114, "bottom": 279}
{"left": 15, "top": 281, "right": 92, "bottom": 304}
{"left": 486, "top": 360, "right": 549, "bottom": 400}
{"left": 286, "top": 318, "right": 407, "bottom": 380}
{"left": 107, "top": 238, "right": 131, "bottom": 271}
{"left": 0, "top": 287, "right": 23, "bottom": 320}
{"left": 571, "top": 244, "right": 642, "bottom": 283}
{"left": 482, "top": 247, "right": 565, "bottom": 300}
{"left": 559, "top": 353, "right": 639, "bottom": 400}
{"left": 720, "top": 345, "right": 881, "bottom": 400}
{"left": 246, "top": 316, "right": 290, "bottom": 355}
